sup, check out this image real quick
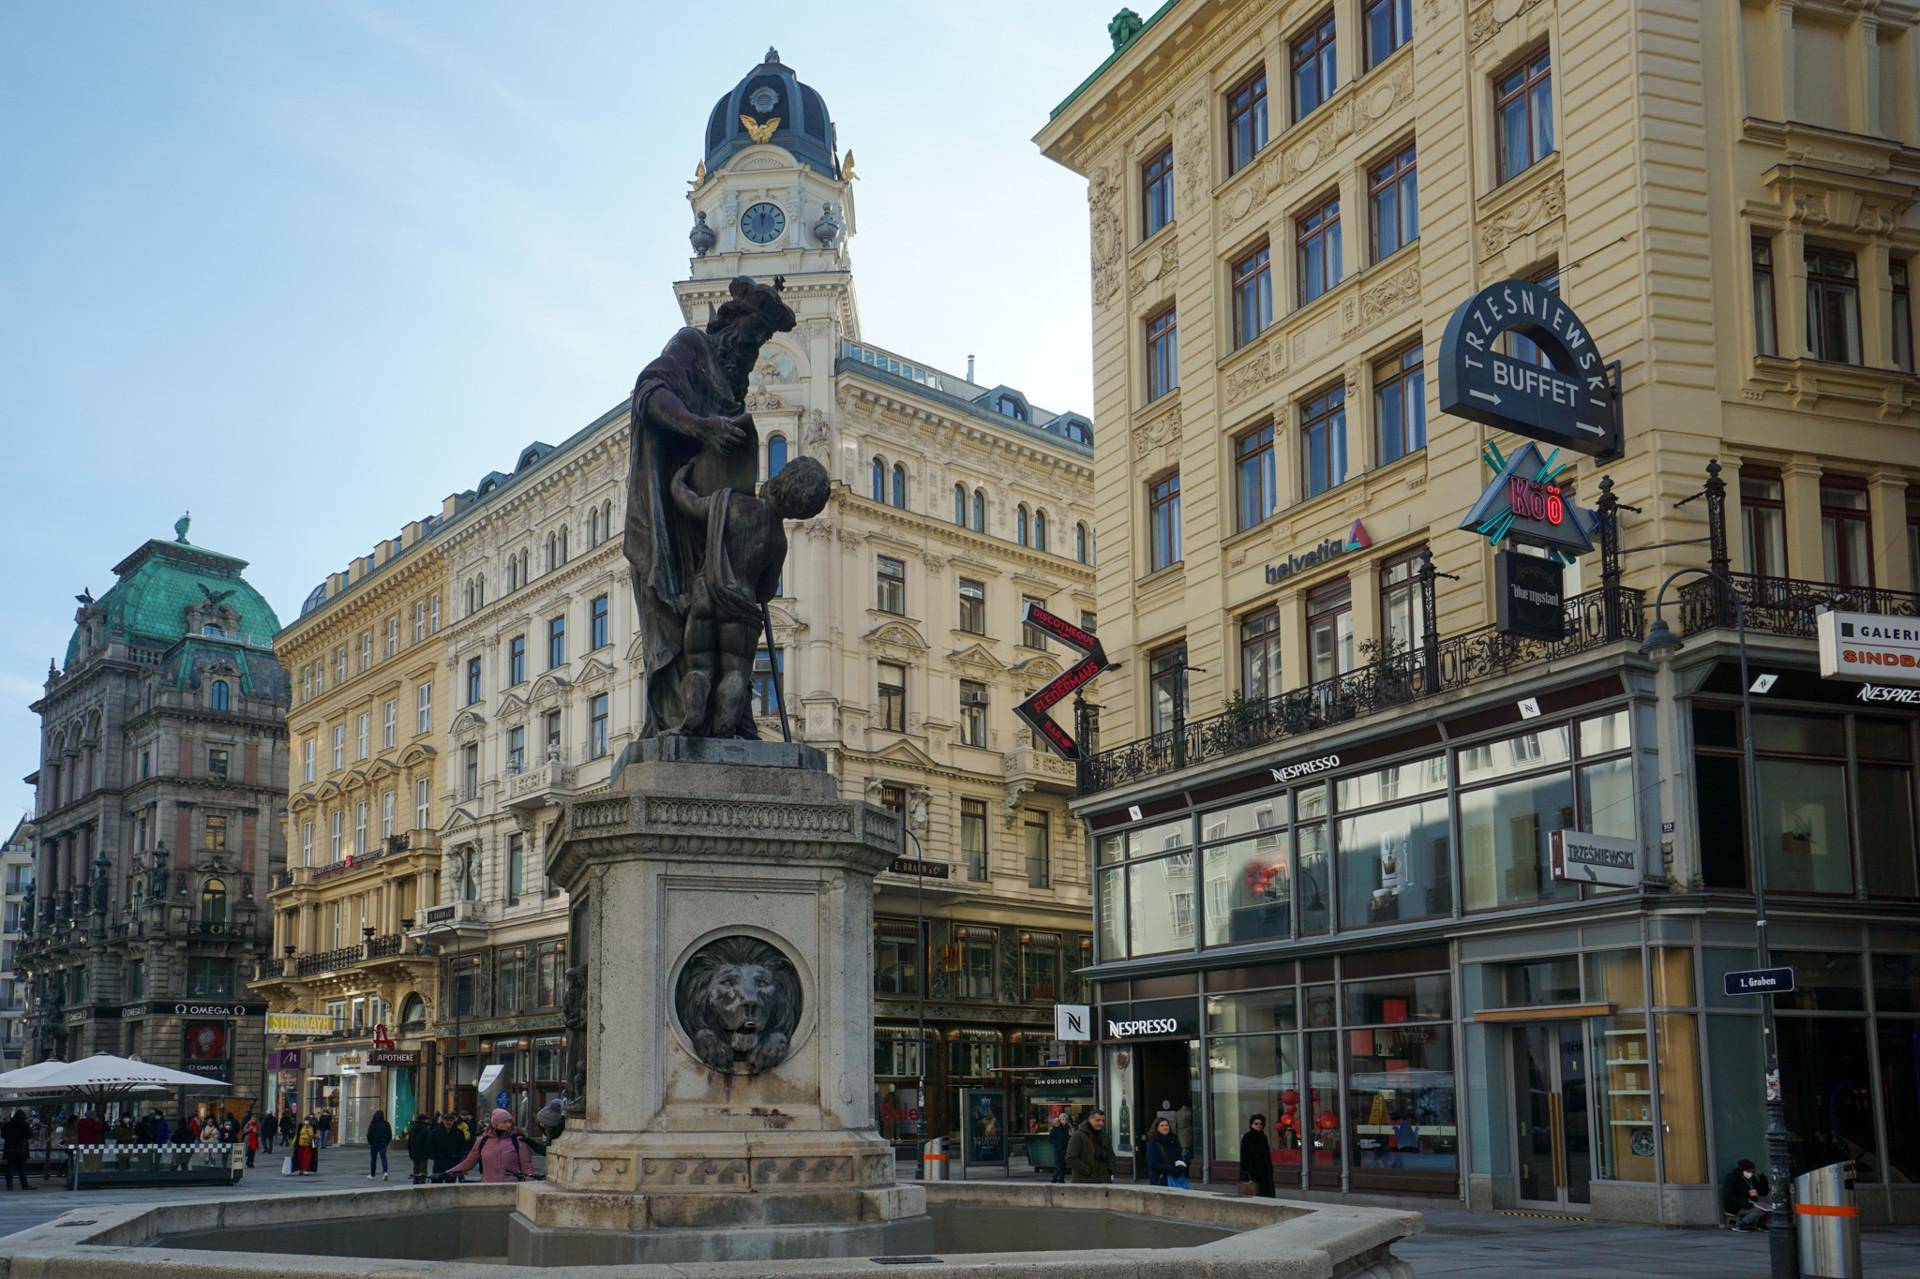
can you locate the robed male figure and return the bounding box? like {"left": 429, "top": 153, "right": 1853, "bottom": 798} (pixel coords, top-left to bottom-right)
{"left": 624, "top": 275, "right": 796, "bottom": 738}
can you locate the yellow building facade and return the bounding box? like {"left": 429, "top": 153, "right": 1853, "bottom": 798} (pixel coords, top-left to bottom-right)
{"left": 253, "top": 513, "right": 454, "bottom": 1135}
{"left": 1040, "top": 0, "right": 1920, "bottom": 1224}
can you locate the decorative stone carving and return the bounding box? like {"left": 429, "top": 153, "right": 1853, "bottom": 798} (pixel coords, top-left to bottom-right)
{"left": 1088, "top": 162, "right": 1124, "bottom": 307}
{"left": 673, "top": 934, "right": 802, "bottom": 1074}
{"left": 1132, "top": 403, "right": 1182, "bottom": 458}
{"left": 644, "top": 796, "right": 854, "bottom": 834}
{"left": 561, "top": 962, "right": 588, "bottom": 1115}
{"left": 1479, "top": 174, "right": 1564, "bottom": 258}
{"left": 1129, "top": 234, "right": 1178, "bottom": 296}
{"left": 1346, "top": 261, "right": 1421, "bottom": 332}
{"left": 1471, "top": 0, "right": 1546, "bottom": 49}
{"left": 1175, "top": 94, "right": 1208, "bottom": 211}
{"left": 1224, "top": 343, "right": 1286, "bottom": 405}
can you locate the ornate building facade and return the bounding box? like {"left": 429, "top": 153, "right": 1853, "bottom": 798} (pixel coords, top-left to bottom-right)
{"left": 2, "top": 818, "right": 34, "bottom": 1070}
{"left": 1037, "top": 0, "right": 1920, "bottom": 1223}
{"left": 252, "top": 512, "right": 453, "bottom": 1133}
{"left": 19, "top": 521, "right": 289, "bottom": 1117}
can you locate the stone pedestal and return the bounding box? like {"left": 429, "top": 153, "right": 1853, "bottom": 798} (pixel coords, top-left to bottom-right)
{"left": 512, "top": 739, "right": 924, "bottom": 1263}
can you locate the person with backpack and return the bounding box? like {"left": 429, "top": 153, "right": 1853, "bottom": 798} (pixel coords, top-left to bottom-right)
{"left": 442, "top": 1108, "right": 535, "bottom": 1184}
{"left": 365, "top": 1109, "right": 392, "bottom": 1180}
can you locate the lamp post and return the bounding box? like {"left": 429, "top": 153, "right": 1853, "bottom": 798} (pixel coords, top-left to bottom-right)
{"left": 1641, "top": 567, "right": 1795, "bottom": 1279}
{"left": 415, "top": 921, "right": 464, "bottom": 1114}
{"left": 898, "top": 820, "right": 930, "bottom": 1180}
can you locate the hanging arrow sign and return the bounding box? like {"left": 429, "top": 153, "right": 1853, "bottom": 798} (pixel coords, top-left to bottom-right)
{"left": 1013, "top": 602, "right": 1111, "bottom": 762}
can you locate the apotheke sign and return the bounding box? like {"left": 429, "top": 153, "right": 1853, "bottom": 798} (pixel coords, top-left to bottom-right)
{"left": 1818, "top": 611, "right": 1920, "bottom": 686}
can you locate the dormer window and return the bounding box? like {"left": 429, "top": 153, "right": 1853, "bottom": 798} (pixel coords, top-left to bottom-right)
{"left": 201, "top": 623, "right": 224, "bottom": 638}
{"left": 996, "top": 394, "right": 1029, "bottom": 422}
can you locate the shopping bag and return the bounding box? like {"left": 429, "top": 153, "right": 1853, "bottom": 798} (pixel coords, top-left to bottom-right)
{"left": 1238, "top": 1179, "right": 1256, "bottom": 1196}
{"left": 282, "top": 1154, "right": 294, "bottom": 1176}
{"left": 1167, "top": 1174, "right": 1190, "bottom": 1190}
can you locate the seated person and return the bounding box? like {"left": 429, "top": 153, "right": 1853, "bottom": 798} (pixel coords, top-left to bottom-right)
{"left": 1720, "top": 1157, "right": 1772, "bottom": 1231}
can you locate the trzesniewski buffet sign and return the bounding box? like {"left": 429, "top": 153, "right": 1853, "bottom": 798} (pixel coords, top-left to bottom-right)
{"left": 1819, "top": 611, "right": 1920, "bottom": 687}
{"left": 1438, "top": 279, "right": 1622, "bottom": 462}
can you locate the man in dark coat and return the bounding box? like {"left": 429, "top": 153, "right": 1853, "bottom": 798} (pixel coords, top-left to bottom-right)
{"left": 1721, "top": 1158, "right": 1772, "bottom": 1230}
{"left": 260, "top": 1110, "right": 277, "bottom": 1154}
{"left": 1065, "top": 1109, "right": 1114, "bottom": 1184}
{"left": 2, "top": 1110, "right": 33, "bottom": 1190}
{"left": 429, "top": 1113, "right": 465, "bottom": 1183}
{"left": 624, "top": 275, "right": 795, "bottom": 738}
{"left": 406, "top": 1114, "right": 434, "bottom": 1184}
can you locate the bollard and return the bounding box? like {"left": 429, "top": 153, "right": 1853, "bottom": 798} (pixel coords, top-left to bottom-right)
{"left": 1793, "top": 1160, "right": 1861, "bottom": 1279}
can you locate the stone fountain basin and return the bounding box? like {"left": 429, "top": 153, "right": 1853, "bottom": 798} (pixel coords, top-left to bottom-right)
{"left": 0, "top": 1181, "right": 1421, "bottom": 1279}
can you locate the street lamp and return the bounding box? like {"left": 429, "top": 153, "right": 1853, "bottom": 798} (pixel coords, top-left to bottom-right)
{"left": 898, "top": 818, "right": 931, "bottom": 1180}
{"left": 414, "top": 920, "right": 465, "bottom": 1113}
{"left": 1641, "top": 567, "right": 1795, "bottom": 1279}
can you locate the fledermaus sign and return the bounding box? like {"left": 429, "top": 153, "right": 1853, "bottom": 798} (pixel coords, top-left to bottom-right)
{"left": 1439, "top": 279, "right": 1622, "bottom": 461}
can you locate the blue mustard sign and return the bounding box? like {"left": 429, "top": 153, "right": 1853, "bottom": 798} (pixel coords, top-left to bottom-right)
{"left": 1438, "top": 279, "right": 1622, "bottom": 462}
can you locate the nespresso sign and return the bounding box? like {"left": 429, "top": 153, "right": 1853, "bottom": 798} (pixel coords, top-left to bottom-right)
{"left": 1099, "top": 998, "right": 1196, "bottom": 1040}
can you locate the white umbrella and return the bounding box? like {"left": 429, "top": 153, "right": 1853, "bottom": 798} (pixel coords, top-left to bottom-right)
{"left": 0, "top": 1059, "right": 67, "bottom": 1091}
{"left": 17, "top": 1054, "right": 228, "bottom": 1092}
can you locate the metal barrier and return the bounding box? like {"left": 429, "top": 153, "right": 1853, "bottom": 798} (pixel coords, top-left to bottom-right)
{"left": 921, "top": 1137, "right": 947, "bottom": 1182}
{"left": 1793, "top": 1160, "right": 1861, "bottom": 1279}
{"left": 65, "top": 1142, "right": 244, "bottom": 1190}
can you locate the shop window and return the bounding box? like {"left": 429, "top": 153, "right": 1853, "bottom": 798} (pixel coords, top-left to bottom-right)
{"left": 1457, "top": 724, "right": 1572, "bottom": 784}
{"left": 1097, "top": 865, "right": 1125, "bottom": 960}
{"left": 1336, "top": 797, "right": 1451, "bottom": 929}
{"left": 1128, "top": 851, "right": 1197, "bottom": 955}
{"left": 1461, "top": 769, "right": 1576, "bottom": 911}
{"left": 536, "top": 940, "right": 563, "bottom": 1007}
{"left": 1874, "top": 1022, "right": 1920, "bottom": 1182}
{"left": 957, "top": 928, "right": 997, "bottom": 999}
{"left": 1296, "top": 814, "right": 1331, "bottom": 936}
{"left": 1210, "top": 1032, "right": 1299, "bottom": 1179}
{"left": 1820, "top": 480, "right": 1873, "bottom": 587}
{"left": 949, "top": 1032, "right": 1000, "bottom": 1077}
{"left": 1777, "top": 1016, "right": 1880, "bottom": 1178}
{"left": 1754, "top": 744, "right": 1853, "bottom": 895}
{"left": 1335, "top": 754, "right": 1446, "bottom": 811}
{"left": 875, "top": 923, "right": 921, "bottom": 995}
{"left": 1345, "top": 974, "right": 1456, "bottom": 1190}
{"left": 875, "top": 1029, "right": 924, "bottom": 1078}
{"left": 188, "top": 957, "right": 234, "bottom": 998}
{"left": 1019, "top": 932, "right": 1060, "bottom": 1001}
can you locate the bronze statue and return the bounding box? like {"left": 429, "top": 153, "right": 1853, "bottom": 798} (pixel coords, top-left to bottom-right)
{"left": 624, "top": 275, "right": 797, "bottom": 739}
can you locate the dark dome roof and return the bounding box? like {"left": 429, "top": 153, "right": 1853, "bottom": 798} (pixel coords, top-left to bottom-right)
{"left": 705, "top": 48, "right": 839, "bottom": 180}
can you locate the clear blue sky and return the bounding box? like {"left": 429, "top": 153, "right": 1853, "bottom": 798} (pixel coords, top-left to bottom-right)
{"left": 0, "top": 1, "right": 1113, "bottom": 821}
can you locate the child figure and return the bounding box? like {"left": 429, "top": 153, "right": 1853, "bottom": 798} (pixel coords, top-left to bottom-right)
{"left": 668, "top": 455, "right": 830, "bottom": 738}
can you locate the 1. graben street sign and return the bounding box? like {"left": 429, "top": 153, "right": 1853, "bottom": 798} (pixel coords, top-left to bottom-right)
{"left": 1439, "top": 278, "right": 1623, "bottom": 462}
{"left": 1014, "top": 602, "right": 1111, "bottom": 761}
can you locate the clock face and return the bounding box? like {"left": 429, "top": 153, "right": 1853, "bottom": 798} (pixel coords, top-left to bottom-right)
{"left": 742, "top": 201, "right": 786, "bottom": 244}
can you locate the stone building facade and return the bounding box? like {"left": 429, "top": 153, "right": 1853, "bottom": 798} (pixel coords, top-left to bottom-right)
{"left": 1038, "top": 0, "right": 1920, "bottom": 1224}
{"left": 18, "top": 522, "right": 289, "bottom": 1119}
{"left": 251, "top": 512, "right": 453, "bottom": 1133}
{"left": 2, "top": 818, "right": 33, "bottom": 1070}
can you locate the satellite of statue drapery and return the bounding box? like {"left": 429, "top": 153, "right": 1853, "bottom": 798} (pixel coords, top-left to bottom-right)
{"left": 622, "top": 275, "right": 830, "bottom": 740}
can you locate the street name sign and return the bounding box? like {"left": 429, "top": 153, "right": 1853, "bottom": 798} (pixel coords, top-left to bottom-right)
{"left": 1723, "top": 967, "right": 1796, "bottom": 997}
{"left": 1014, "top": 602, "right": 1111, "bottom": 761}
{"left": 1439, "top": 278, "right": 1623, "bottom": 461}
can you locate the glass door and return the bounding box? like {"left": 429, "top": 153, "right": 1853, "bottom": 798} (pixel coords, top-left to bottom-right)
{"left": 1512, "top": 1021, "right": 1592, "bottom": 1210}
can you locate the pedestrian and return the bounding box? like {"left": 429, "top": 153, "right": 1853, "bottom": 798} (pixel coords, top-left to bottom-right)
{"left": 291, "top": 1117, "right": 319, "bottom": 1176}
{"left": 260, "top": 1110, "right": 277, "bottom": 1155}
{"left": 429, "top": 1113, "right": 465, "bottom": 1183}
{"left": 315, "top": 1108, "right": 332, "bottom": 1150}
{"left": 74, "top": 1111, "right": 103, "bottom": 1145}
{"left": 1047, "top": 1112, "right": 1072, "bottom": 1184}
{"left": 1145, "top": 1117, "right": 1185, "bottom": 1187}
{"left": 1721, "top": 1158, "right": 1773, "bottom": 1231}
{"left": 197, "top": 1115, "right": 223, "bottom": 1168}
{"left": 442, "top": 1108, "right": 535, "bottom": 1184}
{"left": 243, "top": 1115, "right": 260, "bottom": 1168}
{"left": 3, "top": 1109, "right": 32, "bottom": 1191}
{"left": 151, "top": 1111, "right": 171, "bottom": 1146}
{"left": 220, "top": 1114, "right": 239, "bottom": 1144}
{"left": 1064, "top": 1108, "right": 1114, "bottom": 1184}
{"left": 405, "top": 1113, "right": 434, "bottom": 1184}
{"left": 1239, "top": 1114, "right": 1276, "bottom": 1198}
{"left": 365, "top": 1109, "right": 392, "bottom": 1180}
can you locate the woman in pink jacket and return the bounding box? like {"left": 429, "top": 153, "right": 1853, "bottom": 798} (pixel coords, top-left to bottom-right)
{"left": 444, "top": 1108, "right": 535, "bottom": 1184}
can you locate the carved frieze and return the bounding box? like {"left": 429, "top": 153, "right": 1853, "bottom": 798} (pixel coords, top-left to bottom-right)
{"left": 1344, "top": 261, "right": 1421, "bottom": 333}
{"left": 1132, "top": 403, "right": 1181, "bottom": 459}
{"left": 1089, "top": 162, "right": 1124, "bottom": 308}
{"left": 1478, "top": 173, "right": 1563, "bottom": 259}
{"left": 1129, "top": 234, "right": 1179, "bottom": 296}
{"left": 1223, "top": 342, "right": 1286, "bottom": 407}
{"left": 1471, "top": 0, "right": 1546, "bottom": 49}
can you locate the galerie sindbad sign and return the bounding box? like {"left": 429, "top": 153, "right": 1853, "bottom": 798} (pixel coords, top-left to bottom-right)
{"left": 1438, "top": 278, "right": 1622, "bottom": 462}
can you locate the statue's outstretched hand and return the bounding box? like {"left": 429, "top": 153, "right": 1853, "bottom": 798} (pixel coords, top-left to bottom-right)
{"left": 707, "top": 415, "right": 751, "bottom": 452}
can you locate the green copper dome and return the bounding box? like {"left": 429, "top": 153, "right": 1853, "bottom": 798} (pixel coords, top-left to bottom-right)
{"left": 64, "top": 526, "right": 282, "bottom": 668}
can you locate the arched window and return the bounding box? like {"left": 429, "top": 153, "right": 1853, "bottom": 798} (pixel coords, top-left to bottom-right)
{"left": 602, "top": 500, "right": 613, "bottom": 541}
{"left": 399, "top": 993, "right": 427, "bottom": 1028}
{"left": 559, "top": 526, "right": 568, "bottom": 563}
{"left": 210, "top": 680, "right": 230, "bottom": 712}
{"left": 891, "top": 463, "right": 907, "bottom": 508}
{"left": 200, "top": 879, "right": 227, "bottom": 924}
{"left": 1075, "top": 521, "right": 1090, "bottom": 564}
{"left": 546, "top": 533, "right": 558, "bottom": 571}
{"left": 201, "top": 623, "right": 224, "bottom": 638}
{"left": 972, "top": 489, "right": 985, "bottom": 532}
{"left": 1034, "top": 510, "right": 1049, "bottom": 552}
{"left": 508, "top": 556, "right": 519, "bottom": 592}
{"left": 871, "top": 456, "right": 887, "bottom": 501}
{"left": 1016, "top": 504, "right": 1030, "bottom": 546}
{"left": 588, "top": 508, "right": 600, "bottom": 546}
{"left": 519, "top": 549, "right": 529, "bottom": 584}
{"left": 953, "top": 483, "right": 967, "bottom": 526}
{"left": 768, "top": 434, "right": 789, "bottom": 478}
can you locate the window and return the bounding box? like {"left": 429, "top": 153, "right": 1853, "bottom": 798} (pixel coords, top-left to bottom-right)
{"left": 1024, "top": 811, "right": 1051, "bottom": 888}
{"left": 359, "top": 631, "right": 372, "bottom": 671}
{"left": 871, "top": 456, "right": 887, "bottom": 502}
{"left": 960, "top": 680, "right": 988, "bottom": 747}
{"left": 1226, "top": 69, "right": 1269, "bottom": 175}
{"left": 589, "top": 692, "right": 609, "bottom": 758}
{"left": 1495, "top": 47, "right": 1554, "bottom": 183}
{"left": 1142, "top": 143, "right": 1174, "bottom": 237}
{"left": 751, "top": 647, "right": 783, "bottom": 717}
{"left": 354, "top": 801, "right": 367, "bottom": 855}
{"left": 1145, "top": 306, "right": 1178, "bottom": 400}
{"left": 876, "top": 555, "right": 906, "bottom": 614}
{"left": 1379, "top": 548, "right": 1427, "bottom": 654}
{"left": 1363, "top": 0, "right": 1412, "bottom": 67}
{"left": 508, "top": 725, "right": 527, "bottom": 774}
{"left": 461, "top": 743, "right": 479, "bottom": 800}
{"left": 429, "top": 592, "right": 439, "bottom": 631}
{"left": 891, "top": 462, "right": 907, "bottom": 509}
{"left": 547, "top": 615, "right": 566, "bottom": 668}
{"left": 1022, "top": 595, "right": 1049, "bottom": 649}
{"left": 303, "top": 739, "right": 315, "bottom": 784}
{"left": 302, "top": 666, "right": 314, "bottom": 702}
{"left": 962, "top": 798, "right": 989, "bottom": 880}
{"left": 330, "top": 810, "right": 343, "bottom": 860}
{"left": 1034, "top": 509, "right": 1048, "bottom": 551}
{"left": 878, "top": 662, "right": 907, "bottom": 733}
{"left": 1806, "top": 246, "right": 1861, "bottom": 363}
{"left": 205, "top": 812, "right": 228, "bottom": 850}
{"left": 382, "top": 699, "right": 397, "bottom": 749}
{"left": 208, "top": 747, "right": 229, "bottom": 782}
{"left": 1296, "top": 193, "right": 1342, "bottom": 304}
{"left": 188, "top": 956, "right": 234, "bottom": 998}
{"left": 386, "top": 616, "right": 399, "bottom": 657}
{"left": 356, "top": 712, "right": 369, "bottom": 759}
{"left": 588, "top": 506, "right": 600, "bottom": 546}
{"left": 953, "top": 483, "right": 968, "bottom": 526}
{"left": 508, "top": 834, "right": 525, "bottom": 904}
{"left": 1291, "top": 9, "right": 1338, "bottom": 120}
{"left": 1016, "top": 504, "right": 1030, "bottom": 546}
{"left": 958, "top": 927, "right": 997, "bottom": 998}
{"left": 210, "top": 680, "right": 230, "bottom": 712}
{"left": 1149, "top": 472, "right": 1182, "bottom": 571}
{"left": 381, "top": 789, "right": 395, "bottom": 840}
{"left": 971, "top": 489, "right": 985, "bottom": 532}
{"left": 1300, "top": 381, "right": 1349, "bottom": 498}
{"left": 508, "top": 554, "right": 520, "bottom": 592}
{"left": 1373, "top": 342, "right": 1425, "bottom": 464}
{"left": 1233, "top": 422, "right": 1277, "bottom": 531}
{"left": 335, "top": 646, "right": 346, "bottom": 684}
{"left": 1240, "top": 608, "right": 1282, "bottom": 701}
{"left": 301, "top": 821, "right": 313, "bottom": 866}
{"left": 1231, "top": 242, "right": 1273, "bottom": 347}
{"left": 1751, "top": 236, "right": 1777, "bottom": 357}
{"left": 1821, "top": 481, "right": 1873, "bottom": 586}
{"left": 466, "top": 657, "right": 482, "bottom": 705}
{"left": 508, "top": 635, "right": 526, "bottom": 685}
{"left": 1149, "top": 642, "right": 1188, "bottom": 736}
{"left": 415, "top": 776, "right": 430, "bottom": 830}
{"left": 416, "top": 682, "right": 432, "bottom": 734}
{"left": 767, "top": 433, "right": 788, "bottom": 477}
{"left": 875, "top": 924, "right": 922, "bottom": 996}
{"left": 1075, "top": 521, "right": 1091, "bottom": 564}
{"left": 413, "top": 602, "right": 427, "bottom": 643}
{"left": 543, "top": 708, "right": 562, "bottom": 759}
{"left": 996, "top": 393, "right": 1027, "bottom": 420}
{"left": 1741, "top": 466, "right": 1787, "bottom": 577}
{"left": 1368, "top": 143, "right": 1418, "bottom": 262}
{"left": 1896, "top": 259, "right": 1914, "bottom": 373}
{"left": 331, "top": 724, "right": 345, "bottom": 771}
{"left": 1307, "top": 578, "right": 1354, "bottom": 683}
{"left": 958, "top": 578, "right": 987, "bottom": 635}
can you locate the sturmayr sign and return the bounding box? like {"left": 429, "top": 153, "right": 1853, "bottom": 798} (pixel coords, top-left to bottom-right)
{"left": 1439, "top": 278, "right": 1622, "bottom": 461}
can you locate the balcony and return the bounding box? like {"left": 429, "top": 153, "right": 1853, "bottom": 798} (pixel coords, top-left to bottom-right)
{"left": 288, "top": 933, "right": 412, "bottom": 978}
{"left": 1676, "top": 572, "right": 1919, "bottom": 639}
{"left": 1005, "top": 745, "right": 1076, "bottom": 795}
{"left": 506, "top": 757, "right": 576, "bottom": 812}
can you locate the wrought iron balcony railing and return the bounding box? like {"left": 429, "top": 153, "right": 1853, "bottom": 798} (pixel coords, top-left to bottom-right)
{"left": 1676, "top": 572, "right": 1920, "bottom": 639}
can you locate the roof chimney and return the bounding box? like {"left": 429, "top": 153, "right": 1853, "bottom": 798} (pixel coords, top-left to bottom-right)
{"left": 966, "top": 354, "right": 975, "bottom": 382}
